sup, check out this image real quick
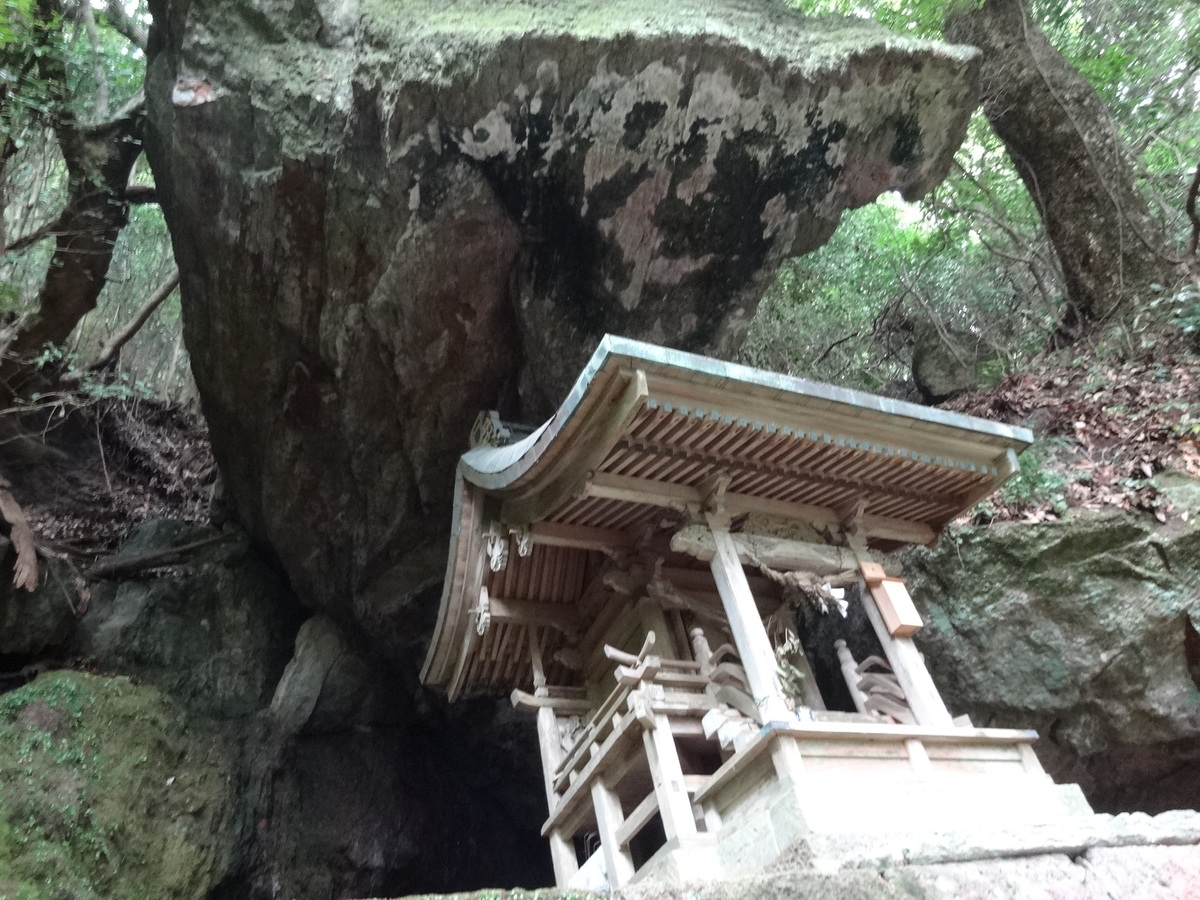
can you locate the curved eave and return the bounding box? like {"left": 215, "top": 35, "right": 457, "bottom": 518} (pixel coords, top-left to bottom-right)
{"left": 420, "top": 475, "right": 485, "bottom": 690}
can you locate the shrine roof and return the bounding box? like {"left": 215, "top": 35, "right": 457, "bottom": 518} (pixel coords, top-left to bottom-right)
{"left": 421, "top": 335, "right": 1032, "bottom": 697}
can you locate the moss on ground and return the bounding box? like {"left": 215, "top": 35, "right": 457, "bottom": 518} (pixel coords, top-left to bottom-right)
{"left": 0, "top": 671, "right": 237, "bottom": 900}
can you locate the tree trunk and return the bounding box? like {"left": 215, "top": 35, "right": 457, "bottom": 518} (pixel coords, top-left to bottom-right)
{"left": 0, "top": 0, "right": 147, "bottom": 401}
{"left": 5, "top": 106, "right": 145, "bottom": 362}
{"left": 944, "top": 0, "right": 1178, "bottom": 344}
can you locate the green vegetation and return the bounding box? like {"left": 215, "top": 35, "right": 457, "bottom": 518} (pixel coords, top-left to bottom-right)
{"left": 745, "top": 0, "right": 1199, "bottom": 391}
{"left": 1, "top": 0, "right": 186, "bottom": 403}
{"left": 0, "top": 672, "right": 235, "bottom": 900}
{"left": 995, "top": 440, "right": 1070, "bottom": 515}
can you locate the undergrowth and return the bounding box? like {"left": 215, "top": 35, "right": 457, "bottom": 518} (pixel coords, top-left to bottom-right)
{"left": 0, "top": 672, "right": 233, "bottom": 900}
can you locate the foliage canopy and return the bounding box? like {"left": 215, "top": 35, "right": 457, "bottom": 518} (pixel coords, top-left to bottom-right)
{"left": 746, "top": 0, "right": 1200, "bottom": 392}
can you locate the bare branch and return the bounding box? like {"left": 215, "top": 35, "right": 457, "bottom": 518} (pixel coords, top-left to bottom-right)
{"left": 78, "top": 0, "right": 110, "bottom": 120}
{"left": 104, "top": 0, "right": 148, "bottom": 50}
{"left": 1187, "top": 161, "right": 1200, "bottom": 261}
{"left": 812, "top": 331, "right": 862, "bottom": 368}
{"left": 89, "top": 269, "right": 181, "bottom": 370}
{"left": 3, "top": 214, "right": 65, "bottom": 255}
{"left": 84, "top": 532, "right": 235, "bottom": 580}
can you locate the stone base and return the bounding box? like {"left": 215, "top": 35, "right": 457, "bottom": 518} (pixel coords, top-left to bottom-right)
{"left": 626, "top": 808, "right": 1200, "bottom": 899}
{"left": 801, "top": 809, "right": 1200, "bottom": 872}
{"left": 631, "top": 768, "right": 1200, "bottom": 888}
{"left": 618, "top": 840, "right": 1200, "bottom": 900}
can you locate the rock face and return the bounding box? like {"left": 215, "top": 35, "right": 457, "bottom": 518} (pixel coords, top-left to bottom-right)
{"left": 63, "top": 521, "right": 551, "bottom": 896}
{"left": 144, "top": 0, "right": 979, "bottom": 642}
{"left": 75, "top": 519, "right": 300, "bottom": 716}
{"left": 903, "top": 480, "right": 1200, "bottom": 814}
{"left": 910, "top": 317, "right": 1001, "bottom": 403}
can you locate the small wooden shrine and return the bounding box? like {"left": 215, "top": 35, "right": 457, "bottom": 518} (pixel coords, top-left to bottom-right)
{"left": 422, "top": 336, "right": 1091, "bottom": 889}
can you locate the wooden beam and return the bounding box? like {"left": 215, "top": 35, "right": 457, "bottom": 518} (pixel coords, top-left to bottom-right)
{"left": 672, "top": 525, "right": 859, "bottom": 576}
{"left": 530, "top": 520, "right": 633, "bottom": 552}
{"left": 447, "top": 584, "right": 486, "bottom": 702}
{"left": 858, "top": 590, "right": 951, "bottom": 726}
{"left": 489, "top": 596, "right": 580, "bottom": 631}
{"left": 955, "top": 446, "right": 1022, "bottom": 511}
{"left": 659, "top": 566, "right": 777, "bottom": 596}
{"left": 591, "top": 778, "right": 636, "bottom": 887}
{"left": 849, "top": 546, "right": 953, "bottom": 729}
{"left": 511, "top": 689, "right": 593, "bottom": 714}
{"left": 694, "top": 721, "right": 1041, "bottom": 806}
{"left": 586, "top": 473, "right": 937, "bottom": 546}
{"left": 641, "top": 714, "right": 698, "bottom": 841}
{"left": 615, "top": 791, "right": 659, "bottom": 849}
{"left": 725, "top": 492, "right": 938, "bottom": 546}
{"left": 528, "top": 633, "right": 580, "bottom": 886}
{"left": 587, "top": 471, "right": 700, "bottom": 509}
{"left": 705, "top": 518, "right": 793, "bottom": 723}
{"left": 906, "top": 738, "right": 932, "bottom": 774}
{"left": 544, "top": 708, "right": 640, "bottom": 835}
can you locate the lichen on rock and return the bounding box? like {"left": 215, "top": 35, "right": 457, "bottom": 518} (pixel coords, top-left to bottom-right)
{"left": 144, "top": 0, "right": 980, "bottom": 655}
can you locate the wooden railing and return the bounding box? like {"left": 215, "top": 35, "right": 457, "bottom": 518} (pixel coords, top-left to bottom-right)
{"left": 532, "top": 631, "right": 722, "bottom": 887}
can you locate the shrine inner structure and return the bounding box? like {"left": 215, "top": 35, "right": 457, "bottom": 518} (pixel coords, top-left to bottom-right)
{"left": 421, "top": 336, "right": 1091, "bottom": 889}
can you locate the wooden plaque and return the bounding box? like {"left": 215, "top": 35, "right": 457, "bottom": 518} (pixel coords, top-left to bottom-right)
{"left": 868, "top": 577, "right": 923, "bottom": 637}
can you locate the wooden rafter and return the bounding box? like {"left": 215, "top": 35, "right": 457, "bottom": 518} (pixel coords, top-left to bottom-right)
{"left": 582, "top": 472, "right": 939, "bottom": 545}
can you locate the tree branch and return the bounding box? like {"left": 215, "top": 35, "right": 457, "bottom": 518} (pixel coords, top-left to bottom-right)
{"left": 812, "top": 331, "right": 861, "bottom": 368}
{"left": 1187, "top": 161, "right": 1200, "bottom": 261}
{"left": 2, "top": 214, "right": 65, "bottom": 255}
{"left": 104, "top": 0, "right": 148, "bottom": 50}
{"left": 89, "top": 269, "right": 180, "bottom": 370}
{"left": 84, "top": 532, "right": 235, "bottom": 580}
{"left": 78, "top": 0, "right": 109, "bottom": 120}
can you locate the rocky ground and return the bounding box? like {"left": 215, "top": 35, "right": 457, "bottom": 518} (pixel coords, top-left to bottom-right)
{"left": 945, "top": 333, "right": 1200, "bottom": 526}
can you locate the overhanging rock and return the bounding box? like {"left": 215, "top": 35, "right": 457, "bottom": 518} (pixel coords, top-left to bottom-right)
{"left": 145, "top": 0, "right": 979, "bottom": 649}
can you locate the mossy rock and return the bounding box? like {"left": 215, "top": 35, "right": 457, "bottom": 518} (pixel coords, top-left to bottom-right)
{"left": 0, "top": 671, "right": 240, "bottom": 900}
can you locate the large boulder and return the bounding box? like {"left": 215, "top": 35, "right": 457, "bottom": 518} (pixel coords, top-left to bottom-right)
{"left": 74, "top": 519, "right": 300, "bottom": 717}
{"left": 144, "top": 0, "right": 980, "bottom": 650}
{"left": 903, "top": 476, "right": 1200, "bottom": 814}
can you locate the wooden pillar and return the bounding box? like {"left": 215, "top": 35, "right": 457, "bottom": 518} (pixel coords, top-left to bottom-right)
{"left": 769, "top": 734, "right": 806, "bottom": 783}
{"left": 849, "top": 553, "right": 953, "bottom": 727}
{"left": 641, "top": 714, "right": 698, "bottom": 841}
{"left": 529, "top": 633, "right": 580, "bottom": 886}
{"left": 591, "top": 778, "right": 636, "bottom": 887}
{"left": 905, "top": 739, "right": 932, "bottom": 774}
{"left": 706, "top": 516, "right": 793, "bottom": 723}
